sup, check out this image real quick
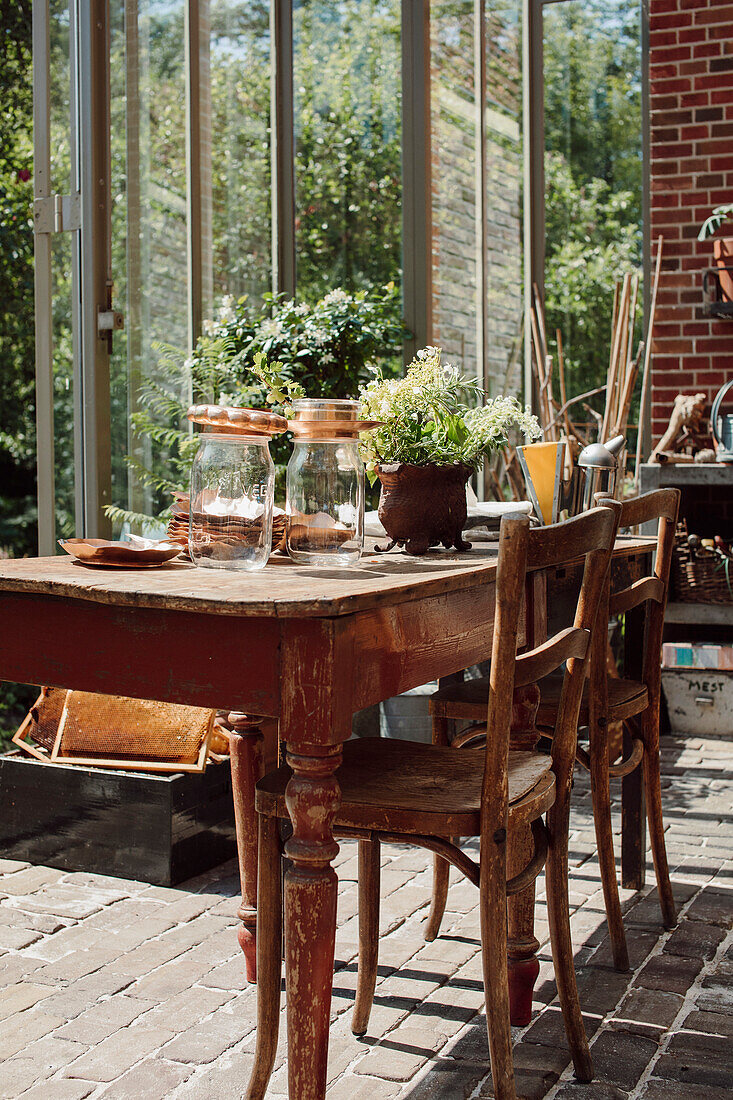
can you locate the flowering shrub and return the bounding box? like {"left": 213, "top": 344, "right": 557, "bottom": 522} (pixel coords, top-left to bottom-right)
{"left": 359, "top": 347, "right": 540, "bottom": 481}
{"left": 106, "top": 284, "right": 404, "bottom": 531}
{"left": 189, "top": 282, "right": 405, "bottom": 409}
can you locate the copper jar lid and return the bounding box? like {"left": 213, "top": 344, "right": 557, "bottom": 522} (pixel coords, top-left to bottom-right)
{"left": 287, "top": 399, "right": 380, "bottom": 440}
{"left": 187, "top": 404, "right": 288, "bottom": 438}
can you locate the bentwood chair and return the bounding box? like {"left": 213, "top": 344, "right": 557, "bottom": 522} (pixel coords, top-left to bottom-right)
{"left": 428, "top": 489, "right": 680, "bottom": 973}
{"left": 245, "top": 505, "right": 618, "bottom": 1100}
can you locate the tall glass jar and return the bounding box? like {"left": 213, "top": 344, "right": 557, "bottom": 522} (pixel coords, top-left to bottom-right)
{"left": 187, "top": 405, "right": 287, "bottom": 572}
{"left": 286, "top": 399, "right": 369, "bottom": 567}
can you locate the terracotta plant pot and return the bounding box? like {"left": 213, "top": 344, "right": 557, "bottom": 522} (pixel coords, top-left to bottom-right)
{"left": 713, "top": 237, "right": 733, "bottom": 302}
{"left": 376, "top": 462, "right": 473, "bottom": 555}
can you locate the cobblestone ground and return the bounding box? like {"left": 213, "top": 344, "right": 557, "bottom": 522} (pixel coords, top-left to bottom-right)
{"left": 0, "top": 735, "right": 731, "bottom": 1100}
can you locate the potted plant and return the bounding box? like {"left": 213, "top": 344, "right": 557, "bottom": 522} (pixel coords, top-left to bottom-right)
{"left": 698, "top": 202, "right": 733, "bottom": 302}
{"left": 358, "top": 347, "right": 541, "bottom": 554}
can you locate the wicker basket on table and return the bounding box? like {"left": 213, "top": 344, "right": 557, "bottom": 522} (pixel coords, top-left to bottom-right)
{"left": 167, "top": 492, "right": 287, "bottom": 559}
{"left": 672, "top": 520, "right": 733, "bottom": 605}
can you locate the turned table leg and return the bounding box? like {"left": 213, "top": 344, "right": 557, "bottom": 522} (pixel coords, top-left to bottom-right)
{"left": 507, "top": 683, "right": 542, "bottom": 1026}
{"left": 284, "top": 744, "right": 342, "bottom": 1100}
{"left": 227, "top": 712, "right": 265, "bottom": 984}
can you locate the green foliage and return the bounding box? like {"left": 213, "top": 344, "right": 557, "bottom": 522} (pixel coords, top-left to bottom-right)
{"left": 544, "top": 152, "right": 642, "bottom": 402}
{"left": 359, "top": 347, "right": 540, "bottom": 480}
{"left": 543, "top": 0, "right": 642, "bottom": 404}
{"left": 107, "top": 283, "right": 405, "bottom": 531}
{"left": 0, "top": 0, "right": 35, "bottom": 555}
{"left": 293, "top": 0, "right": 402, "bottom": 297}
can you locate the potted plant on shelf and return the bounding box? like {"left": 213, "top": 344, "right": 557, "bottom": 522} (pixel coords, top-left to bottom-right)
{"left": 358, "top": 346, "right": 541, "bottom": 554}
{"left": 698, "top": 202, "right": 733, "bottom": 303}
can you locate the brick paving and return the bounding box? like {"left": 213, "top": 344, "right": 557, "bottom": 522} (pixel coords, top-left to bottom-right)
{"left": 0, "top": 734, "right": 731, "bottom": 1099}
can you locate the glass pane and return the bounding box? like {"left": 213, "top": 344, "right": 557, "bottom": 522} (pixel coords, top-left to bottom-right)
{"left": 209, "top": 1, "right": 271, "bottom": 305}
{"left": 109, "top": 0, "right": 189, "bottom": 524}
{"left": 293, "top": 0, "right": 402, "bottom": 299}
{"left": 543, "top": 0, "right": 642, "bottom": 406}
{"left": 484, "top": 0, "right": 523, "bottom": 399}
{"left": 430, "top": 0, "right": 479, "bottom": 380}
{"left": 430, "top": 1, "right": 524, "bottom": 398}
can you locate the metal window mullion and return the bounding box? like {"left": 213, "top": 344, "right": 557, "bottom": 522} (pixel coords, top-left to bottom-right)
{"left": 185, "top": 0, "right": 212, "bottom": 352}
{"left": 475, "top": 0, "right": 488, "bottom": 392}
{"left": 270, "top": 0, "right": 295, "bottom": 298}
{"left": 640, "top": 0, "right": 651, "bottom": 461}
{"left": 72, "top": 0, "right": 113, "bottom": 537}
{"left": 33, "top": 0, "right": 56, "bottom": 555}
{"left": 523, "top": 0, "right": 545, "bottom": 408}
{"left": 401, "top": 0, "right": 432, "bottom": 362}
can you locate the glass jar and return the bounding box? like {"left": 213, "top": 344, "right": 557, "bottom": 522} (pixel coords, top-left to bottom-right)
{"left": 285, "top": 399, "right": 366, "bottom": 566}
{"left": 189, "top": 433, "right": 275, "bottom": 571}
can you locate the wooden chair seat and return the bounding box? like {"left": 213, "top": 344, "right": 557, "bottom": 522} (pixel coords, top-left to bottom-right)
{"left": 431, "top": 673, "right": 648, "bottom": 725}
{"left": 256, "top": 736, "right": 555, "bottom": 836}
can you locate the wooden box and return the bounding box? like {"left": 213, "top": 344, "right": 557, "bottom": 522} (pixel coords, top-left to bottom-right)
{"left": 0, "top": 752, "right": 237, "bottom": 886}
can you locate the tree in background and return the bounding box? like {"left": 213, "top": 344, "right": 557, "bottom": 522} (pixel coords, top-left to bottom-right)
{"left": 543, "top": 0, "right": 642, "bottom": 408}
{"left": 0, "top": 0, "right": 35, "bottom": 556}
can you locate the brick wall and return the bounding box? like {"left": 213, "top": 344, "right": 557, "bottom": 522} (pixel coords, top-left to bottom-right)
{"left": 649, "top": 0, "right": 733, "bottom": 448}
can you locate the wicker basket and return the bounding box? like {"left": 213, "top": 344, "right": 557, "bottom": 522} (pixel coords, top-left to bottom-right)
{"left": 672, "top": 521, "right": 733, "bottom": 605}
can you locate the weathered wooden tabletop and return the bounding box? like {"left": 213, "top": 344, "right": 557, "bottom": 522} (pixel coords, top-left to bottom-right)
{"left": 0, "top": 535, "right": 655, "bottom": 619}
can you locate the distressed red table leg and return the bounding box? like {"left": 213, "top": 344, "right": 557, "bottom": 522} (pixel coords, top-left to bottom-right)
{"left": 507, "top": 683, "right": 542, "bottom": 1026}
{"left": 227, "top": 712, "right": 265, "bottom": 984}
{"left": 284, "top": 744, "right": 342, "bottom": 1100}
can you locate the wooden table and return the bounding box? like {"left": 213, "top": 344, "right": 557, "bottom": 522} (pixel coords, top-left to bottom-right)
{"left": 0, "top": 537, "right": 653, "bottom": 1099}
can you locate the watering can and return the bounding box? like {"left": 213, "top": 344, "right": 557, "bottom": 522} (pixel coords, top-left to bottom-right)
{"left": 711, "top": 378, "right": 733, "bottom": 462}
{"left": 577, "top": 434, "right": 626, "bottom": 512}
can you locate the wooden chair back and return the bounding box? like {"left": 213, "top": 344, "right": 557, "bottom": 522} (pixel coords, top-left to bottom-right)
{"left": 600, "top": 488, "right": 680, "bottom": 695}
{"left": 481, "top": 505, "right": 621, "bottom": 847}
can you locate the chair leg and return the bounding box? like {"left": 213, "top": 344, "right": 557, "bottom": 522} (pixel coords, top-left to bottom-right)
{"left": 546, "top": 810, "right": 593, "bottom": 1083}
{"left": 352, "top": 837, "right": 380, "bottom": 1036}
{"left": 480, "top": 843, "right": 516, "bottom": 1100}
{"left": 590, "top": 718, "right": 629, "bottom": 971}
{"left": 245, "top": 814, "right": 283, "bottom": 1100}
{"left": 642, "top": 708, "right": 676, "bottom": 930}
{"left": 425, "top": 715, "right": 451, "bottom": 941}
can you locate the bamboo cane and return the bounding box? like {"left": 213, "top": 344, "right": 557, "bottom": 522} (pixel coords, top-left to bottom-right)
{"left": 634, "top": 236, "right": 664, "bottom": 484}
{"left": 603, "top": 274, "right": 631, "bottom": 441}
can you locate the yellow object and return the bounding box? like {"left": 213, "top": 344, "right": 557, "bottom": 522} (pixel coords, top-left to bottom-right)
{"left": 517, "top": 442, "right": 565, "bottom": 525}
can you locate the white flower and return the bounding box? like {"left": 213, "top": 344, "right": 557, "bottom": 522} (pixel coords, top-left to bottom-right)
{"left": 256, "top": 318, "right": 285, "bottom": 341}
{"left": 322, "top": 288, "right": 350, "bottom": 306}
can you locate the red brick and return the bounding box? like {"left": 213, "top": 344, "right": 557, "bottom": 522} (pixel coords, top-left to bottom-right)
{"left": 650, "top": 0, "right": 680, "bottom": 12}
{"left": 679, "top": 60, "right": 710, "bottom": 77}
{"left": 651, "top": 78, "right": 693, "bottom": 95}
{"left": 680, "top": 91, "right": 710, "bottom": 106}
{"left": 711, "top": 121, "right": 733, "bottom": 137}
{"left": 647, "top": 29, "right": 677, "bottom": 48}
{"left": 693, "top": 43, "right": 723, "bottom": 60}
{"left": 676, "top": 26, "right": 707, "bottom": 43}
{"left": 654, "top": 142, "right": 695, "bottom": 158}
{"left": 696, "top": 138, "right": 733, "bottom": 155}
{"left": 652, "top": 93, "right": 683, "bottom": 110}
{"left": 696, "top": 73, "right": 733, "bottom": 91}
{"left": 653, "top": 125, "right": 685, "bottom": 142}
{"left": 695, "top": 5, "right": 733, "bottom": 25}
{"left": 654, "top": 12, "right": 693, "bottom": 29}
{"left": 651, "top": 63, "right": 681, "bottom": 81}
{"left": 681, "top": 124, "right": 710, "bottom": 139}
{"left": 696, "top": 173, "right": 725, "bottom": 187}
{"left": 652, "top": 109, "right": 693, "bottom": 126}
